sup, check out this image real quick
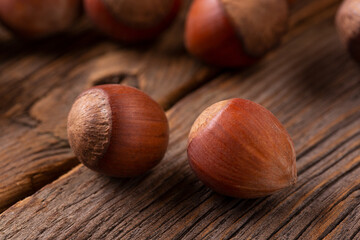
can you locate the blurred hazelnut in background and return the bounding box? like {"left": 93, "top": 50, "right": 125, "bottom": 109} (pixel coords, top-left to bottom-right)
{"left": 0, "top": 0, "right": 82, "bottom": 38}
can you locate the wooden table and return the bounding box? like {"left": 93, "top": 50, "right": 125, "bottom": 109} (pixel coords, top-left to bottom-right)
{"left": 1, "top": 0, "right": 359, "bottom": 239}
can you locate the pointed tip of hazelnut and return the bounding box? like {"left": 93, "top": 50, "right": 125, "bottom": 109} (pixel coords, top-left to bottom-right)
{"left": 290, "top": 175, "right": 297, "bottom": 186}
{"left": 67, "top": 88, "right": 112, "bottom": 169}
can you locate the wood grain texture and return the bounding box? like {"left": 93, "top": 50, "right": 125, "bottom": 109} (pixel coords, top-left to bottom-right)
{"left": 0, "top": 0, "right": 217, "bottom": 212}
{"left": 0, "top": 0, "right": 333, "bottom": 213}
{"left": 2, "top": 1, "right": 359, "bottom": 238}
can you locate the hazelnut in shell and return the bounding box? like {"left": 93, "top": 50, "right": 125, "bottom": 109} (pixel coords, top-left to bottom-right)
{"left": 187, "top": 98, "right": 297, "bottom": 198}
{"left": 84, "top": 0, "right": 182, "bottom": 42}
{"left": 67, "top": 85, "right": 169, "bottom": 177}
{"left": 0, "top": 0, "right": 82, "bottom": 38}
{"left": 184, "top": 0, "right": 289, "bottom": 67}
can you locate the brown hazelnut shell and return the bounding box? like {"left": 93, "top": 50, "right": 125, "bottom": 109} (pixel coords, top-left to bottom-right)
{"left": 187, "top": 99, "right": 297, "bottom": 198}
{"left": 67, "top": 85, "right": 169, "bottom": 177}
{"left": 336, "top": 0, "right": 360, "bottom": 62}
{"left": 185, "top": 0, "right": 289, "bottom": 67}
{"left": 84, "top": 0, "right": 182, "bottom": 42}
{"left": 0, "top": 0, "right": 82, "bottom": 38}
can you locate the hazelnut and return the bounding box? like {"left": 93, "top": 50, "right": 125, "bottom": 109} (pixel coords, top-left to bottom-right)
{"left": 184, "top": 0, "right": 289, "bottom": 67}
{"left": 84, "top": 0, "right": 182, "bottom": 42}
{"left": 0, "top": 0, "right": 82, "bottom": 38}
{"left": 187, "top": 99, "right": 297, "bottom": 198}
{"left": 336, "top": 0, "right": 360, "bottom": 62}
{"left": 67, "top": 85, "right": 169, "bottom": 177}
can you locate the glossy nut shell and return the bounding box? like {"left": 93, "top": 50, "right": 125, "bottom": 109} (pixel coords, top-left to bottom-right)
{"left": 187, "top": 98, "right": 297, "bottom": 198}
{"left": 67, "top": 84, "right": 169, "bottom": 177}
{"left": 185, "top": 0, "right": 288, "bottom": 67}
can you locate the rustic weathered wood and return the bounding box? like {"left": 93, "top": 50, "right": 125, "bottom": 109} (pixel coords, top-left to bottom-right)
{"left": 2, "top": 1, "right": 359, "bottom": 239}
{"left": 0, "top": 0, "right": 220, "bottom": 212}
{"left": 0, "top": 0, "right": 334, "bottom": 213}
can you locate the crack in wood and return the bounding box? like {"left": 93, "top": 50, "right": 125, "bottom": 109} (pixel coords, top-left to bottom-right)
{"left": 298, "top": 130, "right": 360, "bottom": 176}
{"left": 0, "top": 1, "right": 358, "bottom": 238}
{"left": 266, "top": 146, "right": 360, "bottom": 239}
{"left": 294, "top": 184, "right": 360, "bottom": 240}
{"left": 91, "top": 73, "right": 139, "bottom": 88}
{"left": 349, "top": 226, "right": 360, "bottom": 240}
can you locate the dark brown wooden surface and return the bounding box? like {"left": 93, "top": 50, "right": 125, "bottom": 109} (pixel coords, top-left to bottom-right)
{"left": 1, "top": 0, "right": 359, "bottom": 239}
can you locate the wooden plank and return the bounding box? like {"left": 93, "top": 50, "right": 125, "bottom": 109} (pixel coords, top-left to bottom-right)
{"left": 0, "top": 0, "right": 338, "bottom": 213}
{"left": 0, "top": 0, "right": 221, "bottom": 212}
{"left": 2, "top": 5, "right": 359, "bottom": 239}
